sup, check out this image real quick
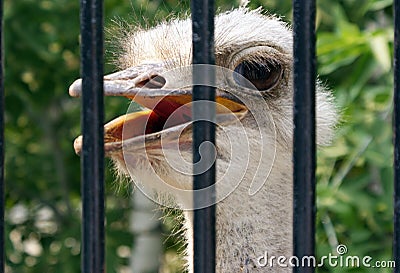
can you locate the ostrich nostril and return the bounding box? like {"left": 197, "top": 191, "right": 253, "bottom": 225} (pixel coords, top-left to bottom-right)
{"left": 136, "top": 75, "right": 166, "bottom": 89}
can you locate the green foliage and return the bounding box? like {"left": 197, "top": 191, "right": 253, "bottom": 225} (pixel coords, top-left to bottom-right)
{"left": 3, "top": 0, "right": 395, "bottom": 272}
{"left": 315, "top": 0, "right": 394, "bottom": 272}
{"left": 4, "top": 0, "right": 136, "bottom": 272}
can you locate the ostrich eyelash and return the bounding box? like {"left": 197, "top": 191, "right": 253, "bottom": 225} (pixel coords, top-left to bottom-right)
{"left": 233, "top": 60, "right": 283, "bottom": 91}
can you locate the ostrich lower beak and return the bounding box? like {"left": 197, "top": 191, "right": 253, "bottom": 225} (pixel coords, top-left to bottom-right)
{"left": 69, "top": 64, "right": 248, "bottom": 156}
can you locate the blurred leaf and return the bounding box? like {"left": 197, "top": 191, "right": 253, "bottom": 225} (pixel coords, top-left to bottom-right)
{"left": 369, "top": 32, "right": 391, "bottom": 72}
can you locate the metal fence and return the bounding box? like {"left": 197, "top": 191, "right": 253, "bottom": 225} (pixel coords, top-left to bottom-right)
{"left": 0, "top": 0, "right": 4, "bottom": 271}
{"left": 80, "top": 0, "right": 105, "bottom": 272}
{"left": 292, "top": 0, "right": 316, "bottom": 271}
{"left": 0, "top": 0, "right": 399, "bottom": 272}
{"left": 393, "top": 0, "right": 400, "bottom": 272}
{"left": 191, "top": 1, "right": 216, "bottom": 272}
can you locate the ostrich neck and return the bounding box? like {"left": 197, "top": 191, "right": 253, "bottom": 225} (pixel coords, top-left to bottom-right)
{"left": 183, "top": 157, "right": 293, "bottom": 273}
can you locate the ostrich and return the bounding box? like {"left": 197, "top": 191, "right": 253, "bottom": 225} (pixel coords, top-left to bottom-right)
{"left": 70, "top": 7, "right": 337, "bottom": 273}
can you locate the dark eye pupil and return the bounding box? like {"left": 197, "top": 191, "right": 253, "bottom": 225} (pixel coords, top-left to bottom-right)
{"left": 233, "top": 61, "right": 281, "bottom": 91}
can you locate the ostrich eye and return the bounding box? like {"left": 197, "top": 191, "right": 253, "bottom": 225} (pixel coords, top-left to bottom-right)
{"left": 233, "top": 60, "right": 282, "bottom": 91}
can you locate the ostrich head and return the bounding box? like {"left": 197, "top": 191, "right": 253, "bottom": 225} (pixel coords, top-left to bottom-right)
{"left": 70, "top": 7, "right": 336, "bottom": 273}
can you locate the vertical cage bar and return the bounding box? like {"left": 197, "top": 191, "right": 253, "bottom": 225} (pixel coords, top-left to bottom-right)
{"left": 79, "top": 0, "right": 105, "bottom": 272}
{"left": 292, "top": 0, "right": 316, "bottom": 272}
{"left": 0, "top": 0, "right": 4, "bottom": 271}
{"left": 393, "top": 0, "right": 400, "bottom": 272}
{"left": 191, "top": 0, "right": 216, "bottom": 272}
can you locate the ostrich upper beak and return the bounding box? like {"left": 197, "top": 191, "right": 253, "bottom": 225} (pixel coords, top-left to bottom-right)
{"left": 69, "top": 63, "right": 248, "bottom": 156}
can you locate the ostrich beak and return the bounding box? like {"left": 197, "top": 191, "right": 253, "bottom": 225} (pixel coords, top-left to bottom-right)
{"left": 69, "top": 63, "right": 248, "bottom": 155}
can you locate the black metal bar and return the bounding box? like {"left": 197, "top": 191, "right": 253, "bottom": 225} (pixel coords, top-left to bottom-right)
{"left": 393, "top": 0, "right": 400, "bottom": 272}
{"left": 0, "top": 0, "right": 4, "bottom": 271}
{"left": 79, "top": 0, "right": 105, "bottom": 272}
{"left": 191, "top": 0, "right": 216, "bottom": 272}
{"left": 292, "top": 0, "right": 316, "bottom": 272}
